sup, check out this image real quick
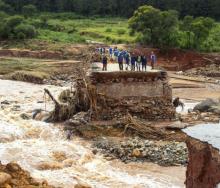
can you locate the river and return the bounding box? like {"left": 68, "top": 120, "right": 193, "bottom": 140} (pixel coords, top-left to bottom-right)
{"left": 0, "top": 79, "right": 185, "bottom": 188}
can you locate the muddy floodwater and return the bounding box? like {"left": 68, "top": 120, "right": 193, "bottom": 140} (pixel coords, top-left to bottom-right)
{"left": 0, "top": 79, "right": 185, "bottom": 188}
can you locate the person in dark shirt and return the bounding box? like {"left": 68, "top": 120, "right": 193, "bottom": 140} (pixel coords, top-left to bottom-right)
{"left": 102, "top": 55, "right": 108, "bottom": 71}
{"left": 118, "top": 53, "right": 124, "bottom": 71}
{"left": 141, "top": 55, "right": 147, "bottom": 71}
{"left": 131, "top": 53, "right": 136, "bottom": 71}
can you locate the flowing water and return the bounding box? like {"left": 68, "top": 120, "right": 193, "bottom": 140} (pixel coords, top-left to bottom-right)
{"left": 0, "top": 79, "right": 185, "bottom": 188}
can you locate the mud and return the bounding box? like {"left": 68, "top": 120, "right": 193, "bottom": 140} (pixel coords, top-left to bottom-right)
{"left": 185, "top": 137, "right": 220, "bottom": 188}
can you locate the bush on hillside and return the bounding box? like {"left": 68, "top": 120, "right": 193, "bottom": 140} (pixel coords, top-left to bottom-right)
{"left": 22, "top": 4, "right": 37, "bottom": 18}
{"left": 117, "top": 29, "right": 126, "bottom": 35}
{"left": 14, "top": 24, "right": 37, "bottom": 38}
{"left": 0, "top": 15, "right": 37, "bottom": 40}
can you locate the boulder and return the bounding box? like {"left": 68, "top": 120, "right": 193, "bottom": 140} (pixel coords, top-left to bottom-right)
{"left": 193, "top": 99, "right": 219, "bottom": 112}
{"left": 210, "top": 106, "right": 220, "bottom": 115}
{"left": 0, "top": 172, "right": 11, "bottom": 185}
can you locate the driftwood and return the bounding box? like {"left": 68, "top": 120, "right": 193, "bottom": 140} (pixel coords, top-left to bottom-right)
{"left": 124, "top": 114, "right": 169, "bottom": 139}
{"left": 203, "top": 57, "right": 214, "bottom": 63}
{"left": 44, "top": 88, "right": 60, "bottom": 107}
{"left": 44, "top": 88, "right": 76, "bottom": 122}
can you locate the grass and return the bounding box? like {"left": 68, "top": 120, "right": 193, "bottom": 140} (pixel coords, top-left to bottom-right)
{"left": 0, "top": 57, "right": 54, "bottom": 76}
{"left": 35, "top": 17, "right": 135, "bottom": 45}
{"left": 0, "top": 16, "right": 135, "bottom": 50}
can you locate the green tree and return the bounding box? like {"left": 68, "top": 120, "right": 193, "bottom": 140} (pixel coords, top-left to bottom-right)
{"left": 129, "top": 5, "right": 179, "bottom": 48}
{"left": 181, "top": 15, "right": 194, "bottom": 49}
{"left": 190, "top": 17, "right": 215, "bottom": 49}
{"left": 0, "top": 0, "right": 13, "bottom": 13}
{"left": 22, "top": 4, "right": 37, "bottom": 18}
{"left": 129, "top": 6, "right": 161, "bottom": 45}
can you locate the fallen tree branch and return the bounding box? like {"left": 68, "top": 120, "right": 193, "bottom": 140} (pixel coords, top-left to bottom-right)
{"left": 124, "top": 114, "right": 169, "bottom": 139}
{"left": 44, "top": 88, "right": 60, "bottom": 107}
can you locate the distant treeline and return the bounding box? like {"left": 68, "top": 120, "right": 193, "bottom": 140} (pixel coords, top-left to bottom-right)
{"left": 1, "top": 0, "right": 220, "bottom": 20}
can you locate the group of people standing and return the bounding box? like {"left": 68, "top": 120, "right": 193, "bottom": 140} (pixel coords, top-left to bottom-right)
{"left": 98, "top": 47, "right": 157, "bottom": 71}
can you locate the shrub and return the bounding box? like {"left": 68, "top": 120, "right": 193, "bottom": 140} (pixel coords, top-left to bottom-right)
{"left": 117, "top": 29, "right": 126, "bottom": 35}
{"left": 40, "top": 15, "right": 49, "bottom": 27}
{"left": 105, "top": 36, "right": 111, "bottom": 41}
{"left": 14, "top": 24, "right": 37, "bottom": 39}
{"left": 17, "top": 32, "right": 26, "bottom": 39}
{"left": 0, "top": 11, "right": 8, "bottom": 19}
{"left": 22, "top": 4, "right": 37, "bottom": 18}
{"left": 116, "top": 39, "right": 123, "bottom": 44}
{"left": 105, "top": 28, "right": 112, "bottom": 32}
{"left": 6, "top": 16, "right": 24, "bottom": 28}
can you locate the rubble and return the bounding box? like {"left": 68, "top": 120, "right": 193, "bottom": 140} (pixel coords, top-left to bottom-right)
{"left": 181, "top": 111, "right": 219, "bottom": 124}
{"left": 93, "top": 137, "right": 188, "bottom": 166}
{"left": 182, "top": 64, "right": 220, "bottom": 82}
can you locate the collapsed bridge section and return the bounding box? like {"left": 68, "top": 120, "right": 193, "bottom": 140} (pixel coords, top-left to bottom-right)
{"left": 88, "top": 71, "right": 175, "bottom": 121}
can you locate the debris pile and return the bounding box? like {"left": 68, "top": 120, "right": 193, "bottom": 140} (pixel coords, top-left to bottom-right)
{"left": 183, "top": 64, "right": 220, "bottom": 79}
{"left": 94, "top": 137, "right": 188, "bottom": 166}
{"left": 181, "top": 111, "right": 220, "bottom": 124}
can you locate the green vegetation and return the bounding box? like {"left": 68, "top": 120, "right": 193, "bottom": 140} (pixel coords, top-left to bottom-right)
{"left": 1, "top": 0, "right": 220, "bottom": 20}
{"left": 0, "top": 1, "right": 219, "bottom": 52}
{"left": 0, "top": 57, "right": 53, "bottom": 75}
{"left": 0, "top": 12, "right": 135, "bottom": 44}
{"left": 129, "top": 5, "right": 219, "bottom": 51}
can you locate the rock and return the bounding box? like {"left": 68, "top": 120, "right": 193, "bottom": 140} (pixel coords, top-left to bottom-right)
{"left": 4, "top": 184, "right": 11, "bottom": 188}
{"left": 132, "top": 149, "right": 141, "bottom": 157}
{"left": 210, "top": 106, "right": 220, "bottom": 115}
{"left": 0, "top": 172, "right": 11, "bottom": 184}
{"left": 194, "top": 98, "right": 218, "bottom": 112}
{"left": 20, "top": 113, "right": 31, "bottom": 120}
{"left": 167, "top": 121, "right": 188, "bottom": 129}
{"left": 93, "top": 137, "right": 188, "bottom": 166}
{"left": 6, "top": 163, "right": 21, "bottom": 172}
{"left": 1, "top": 100, "right": 10, "bottom": 105}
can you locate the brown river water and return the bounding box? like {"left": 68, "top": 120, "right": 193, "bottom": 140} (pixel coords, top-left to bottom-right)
{"left": 0, "top": 79, "right": 185, "bottom": 188}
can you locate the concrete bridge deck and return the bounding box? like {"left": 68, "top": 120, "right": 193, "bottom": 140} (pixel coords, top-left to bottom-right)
{"left": 91, "top": 62, "right": 160, "bottom": 73}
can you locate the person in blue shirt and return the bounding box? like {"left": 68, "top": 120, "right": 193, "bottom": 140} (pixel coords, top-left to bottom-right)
{"left": 114, "top": 47, "right": 119, "bottom": 61}
{"left": 150, "top": 51, "right": 157, "bottom": 70}
{"left": 118, "top": 52, "right": 124, "bottom": 71}
{"left": 109, "top": 47, "right": 113, "bottom": 58}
